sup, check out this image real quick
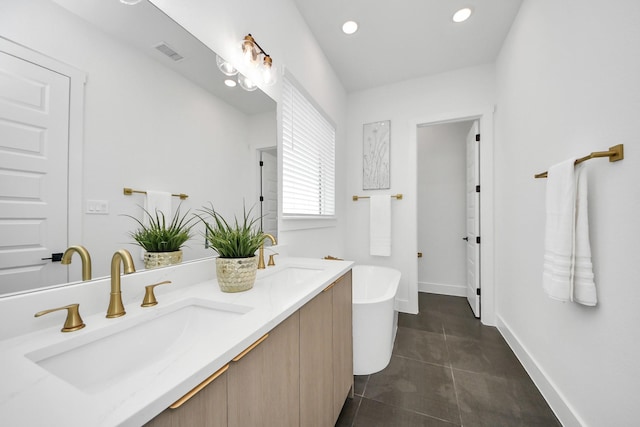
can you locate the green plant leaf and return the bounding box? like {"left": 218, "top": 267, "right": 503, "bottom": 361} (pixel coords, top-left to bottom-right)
{"left": 195, "top": 202, "right": 265, "bottom": 258}
{"left": 122, "top": 204, "right": 195, "bottom": 252}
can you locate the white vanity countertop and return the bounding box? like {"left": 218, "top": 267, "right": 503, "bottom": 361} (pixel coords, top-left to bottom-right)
{"left": 0, "top": 257, "right": 353, "bottom": 427}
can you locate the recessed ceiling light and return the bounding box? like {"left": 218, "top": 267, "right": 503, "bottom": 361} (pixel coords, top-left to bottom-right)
{"left": 342, "top": 20, "right": 358, "bottom": 35}
{"left": 224, "top": 79, "right": 237, "bottom": 88}
{"left": 452, "top": 8, "right": 472, "bottom": 23}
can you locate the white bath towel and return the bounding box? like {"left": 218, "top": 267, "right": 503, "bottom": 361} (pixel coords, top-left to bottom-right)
{"left": 572, "top": 165, "right": 597, "bottom": 306}
{"left": 542, "top": 160, "right": 597, "bottom": 305}
{"left": 142, "top": 190, "right": 172, "bottom": 259}
{"left": 370, "top": 195, "right": 391, "bottom": 256}
{"left": 543, "top": 159, "right": 576, "bottom": 301}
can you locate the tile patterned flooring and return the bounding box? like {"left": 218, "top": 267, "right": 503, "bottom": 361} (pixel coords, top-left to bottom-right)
{"left": 336, "top": 293, "right": 561, "bottom": 427}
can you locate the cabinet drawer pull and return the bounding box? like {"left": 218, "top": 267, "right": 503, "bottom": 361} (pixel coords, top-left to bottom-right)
{"left": 232, "top": 333, "right": 269, "bottom": 362}
{"left": 169, "top": 364, "right": 229, "bottom": 409}
{"left": 323, "top": 280, "right": 338, "bottom": 292}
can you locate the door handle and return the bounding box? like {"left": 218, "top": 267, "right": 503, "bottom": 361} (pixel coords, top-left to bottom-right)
{"left": 462, "top": 237, "right": 469, "bottom": 241}
{"left": 41, "top": 252, "right": 64, "bottom": 262}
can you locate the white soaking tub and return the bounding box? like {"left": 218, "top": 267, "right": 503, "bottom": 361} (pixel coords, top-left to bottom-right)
{"left": 352, "top": 265, "right": 401, "bottom": 375}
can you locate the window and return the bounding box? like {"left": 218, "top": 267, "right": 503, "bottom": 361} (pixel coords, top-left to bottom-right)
{"left": 282, "top": 76, "right": 335, "bottom": 217}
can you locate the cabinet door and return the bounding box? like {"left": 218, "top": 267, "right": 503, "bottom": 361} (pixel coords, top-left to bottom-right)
{"left": 300, "top": 285, "right": 334, "bottom": 427}
{"left": 262, "top": 311, "right": 300, "bottom": 426}
{"left": 228, "top": 312, "right": 300, "bottom": 427}
{"left": 332, "top": 270, "right": 353, "bottom": 421}
{"left": 145, "top": 369, "right": 227, "bottom": 427}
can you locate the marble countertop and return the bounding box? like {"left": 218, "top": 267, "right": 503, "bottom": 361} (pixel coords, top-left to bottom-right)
{"left": 0, "top": 257, "right": 353, "bottom": 426}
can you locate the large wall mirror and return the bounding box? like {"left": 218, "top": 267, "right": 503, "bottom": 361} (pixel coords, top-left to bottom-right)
{"left": 0, "top": 0, "right": 277, "bottom": 296}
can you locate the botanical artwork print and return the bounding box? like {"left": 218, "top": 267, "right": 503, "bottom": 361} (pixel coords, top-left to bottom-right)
{"left": 363, "top": 120, "right": 390, "bottom": 190}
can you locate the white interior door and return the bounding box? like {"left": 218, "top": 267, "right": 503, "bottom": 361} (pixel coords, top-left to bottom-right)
{"left": 0, "top": 50, "right": 70, "bottom": 294}
{"left": 465, "top": 121, "right": 480, "bottom": 317}
{"left": 259, "top": 148, "right": 278, "bottom": 237}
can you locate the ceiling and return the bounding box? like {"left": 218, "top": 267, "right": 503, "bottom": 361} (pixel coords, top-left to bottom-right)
{"left": 292, "top": 0, "right": 523, "bottom": 92}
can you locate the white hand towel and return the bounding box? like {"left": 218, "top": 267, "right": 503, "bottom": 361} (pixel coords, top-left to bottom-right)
{"left": 144, "top": 190, "right": 172, "bottom": 223}
{"left": 142, "top": 190, "right": 172, "bottom": 259}
{"left": 572, "top": 164, "right": 597, "bottom": 306}
{"left": 543, "top": 159, "right": 576, "bottom": 302}
{"left": 370, "top": 195, "right": 391, "bottom": 256}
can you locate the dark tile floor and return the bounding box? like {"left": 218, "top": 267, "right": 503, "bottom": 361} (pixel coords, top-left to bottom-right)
{"left": 336, "top": 293, "right": 561, "bottom": 427}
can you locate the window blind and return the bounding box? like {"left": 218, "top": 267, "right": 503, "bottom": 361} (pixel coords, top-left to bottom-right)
{"left": 282, "top": 77, "right": 335, "bottom": 216}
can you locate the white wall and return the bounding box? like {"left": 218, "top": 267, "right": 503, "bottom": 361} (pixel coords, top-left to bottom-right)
{"left": 1, "top": 0, "right": 271, "bottom": 278}
{"left": 494, "top": 0, "right": 640, "bottom": 425}
{"left": 150, "top": 0, "right": 349, "bottom": 259}
{"left": 345, "top": 64, "right": 496, "bottom": 313}
{"left": 417, "top": 122, "right": 471, "bottom": 296}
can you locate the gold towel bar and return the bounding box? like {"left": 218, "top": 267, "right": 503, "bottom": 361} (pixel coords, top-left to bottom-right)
{"left": 353, "top": 193, "right": 403, "bottom": 201}
{"left": 123, "top": 187, "right": 188, "bottom": 200}
{"left": 534, "top": 144, "right": 624, "bottom": 178}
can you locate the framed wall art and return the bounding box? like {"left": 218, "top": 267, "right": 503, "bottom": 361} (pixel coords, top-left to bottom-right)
{"left": 363, "top": 120, "right": 390, "bottom": 190}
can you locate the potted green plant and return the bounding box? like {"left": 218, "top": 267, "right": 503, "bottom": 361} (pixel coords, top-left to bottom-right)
{"left": 125, "top": 205, "right": 195, "bottom": 269}
{"left": 198, "top": 203, "right": 265, "bottom": 292}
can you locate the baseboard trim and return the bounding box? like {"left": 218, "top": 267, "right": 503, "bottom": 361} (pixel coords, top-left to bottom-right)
{"left": 418, "top": 281, "right": 466, "bottom": 297}
{"left": 496, "top": 315, "right": 584, "bottom": 427}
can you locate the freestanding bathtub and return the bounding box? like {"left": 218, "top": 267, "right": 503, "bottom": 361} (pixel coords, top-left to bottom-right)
{"left": 352, "top": 265, "right": 401, "bottom": 375}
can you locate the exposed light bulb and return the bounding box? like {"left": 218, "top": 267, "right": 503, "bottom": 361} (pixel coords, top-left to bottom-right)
{"left": 237, "top": 74, "right": 258, "bottom": 92}
{"left": 224, "top": 79, "right": 237, "bottom": 87}
{"left": 261, "top": 56, "right": 277, "bottom": 86}
{"left": 241, "top": 35, "right": 259, "bottom": 67}
{"left": 119, "top": 0, "right": 142, "bottom": 5}
{"left": 453, "top": 8, "right": 472, "bottom": 23}
{"left": 216, "top": 55, "right": 238, "bottom": 76}
{"left": 342, "top": 20, "right": 358, "bottom": 35}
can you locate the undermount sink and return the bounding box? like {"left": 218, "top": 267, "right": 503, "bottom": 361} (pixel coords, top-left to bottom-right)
{"left": 25, "top": 299, "right": 252, "bottom": 394}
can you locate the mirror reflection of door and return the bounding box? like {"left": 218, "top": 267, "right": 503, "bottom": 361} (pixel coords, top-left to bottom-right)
{"left": 0, "top": 48, "right": 70, "bottom": 293}
{"left": 259, "top": 147, "right": 278, "bottom": 238}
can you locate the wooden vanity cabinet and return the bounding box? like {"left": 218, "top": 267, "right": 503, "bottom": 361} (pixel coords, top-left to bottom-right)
{"left": 145, "top": 369, "right": 228, "bottom": 427}
{"left": 332, "top": 269, "right": 354, "bottom": 421}
{"left": 146, "top": 270, "right": 352, "bottom": 427}
{"left": 300, "top": 270, "right": 354, "bottom": 426}
{"left": 227, "top": 311, "right": 300, "bottom": 427}
{"left": 300, "top": 286, "right": 334, "bottom": 426}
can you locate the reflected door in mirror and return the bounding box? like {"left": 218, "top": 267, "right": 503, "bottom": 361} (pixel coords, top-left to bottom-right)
{"left": 0, "top": 49, "right": 70, "bottom": 293}
{"left": 259, "top": 148, "right": 277, "bottom": 237}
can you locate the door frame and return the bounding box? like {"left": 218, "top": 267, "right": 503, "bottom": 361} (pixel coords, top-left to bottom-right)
{"left": 0, "top": 37, "right": 86, "bottom": 282}
{"left": 409, "top": 107, "right": 495, "bottom": 325}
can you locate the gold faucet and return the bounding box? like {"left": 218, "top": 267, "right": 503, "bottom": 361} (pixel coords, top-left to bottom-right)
{"left": 35, "top": 303, "right": 85, "bottom": 332}
{"left": 258, "top": 233, "right": 277, "bottom": 269}
{"left": 106, "top": 249, "right": 136, "bottom": 318}
{"left": 61, "top": 245, "right": 92, "bottom": 281}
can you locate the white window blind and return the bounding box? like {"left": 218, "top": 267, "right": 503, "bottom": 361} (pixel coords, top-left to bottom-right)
{"left": 282, "top": 77, "right": 335, "bottom": 216}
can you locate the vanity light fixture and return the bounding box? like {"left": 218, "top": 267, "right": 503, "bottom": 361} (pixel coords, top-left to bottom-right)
{"left": 241, "top": 34, "right": 277, "bottom": 87}
{"left": 452, "top": 7, "right": 472, "bottom": 23}
{"left": 342, "top": 20, "right": 359, "bottom": 35}
{"left": 214, "top": 35, "right": 276, "bottom": 90}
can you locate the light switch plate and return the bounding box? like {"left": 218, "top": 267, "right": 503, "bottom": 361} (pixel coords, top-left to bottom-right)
{"left": 86, "top": 200, "right": 109, "bottom": 214}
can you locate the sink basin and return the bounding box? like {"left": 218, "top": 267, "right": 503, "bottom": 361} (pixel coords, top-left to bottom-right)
{"left": 26, "top": 299, "right": 252, "bottom": 394}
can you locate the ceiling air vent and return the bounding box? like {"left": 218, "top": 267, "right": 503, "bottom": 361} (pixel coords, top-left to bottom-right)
{"left": 153, "top": 42, "right": 184, "bottom": 62}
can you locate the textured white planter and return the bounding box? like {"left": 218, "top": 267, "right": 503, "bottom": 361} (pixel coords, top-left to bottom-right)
{"left": 143, "top": 250, "right": 183, "bottom": 269}
{"left": 215, "top": 256, "right": 259, "bottom": 293}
